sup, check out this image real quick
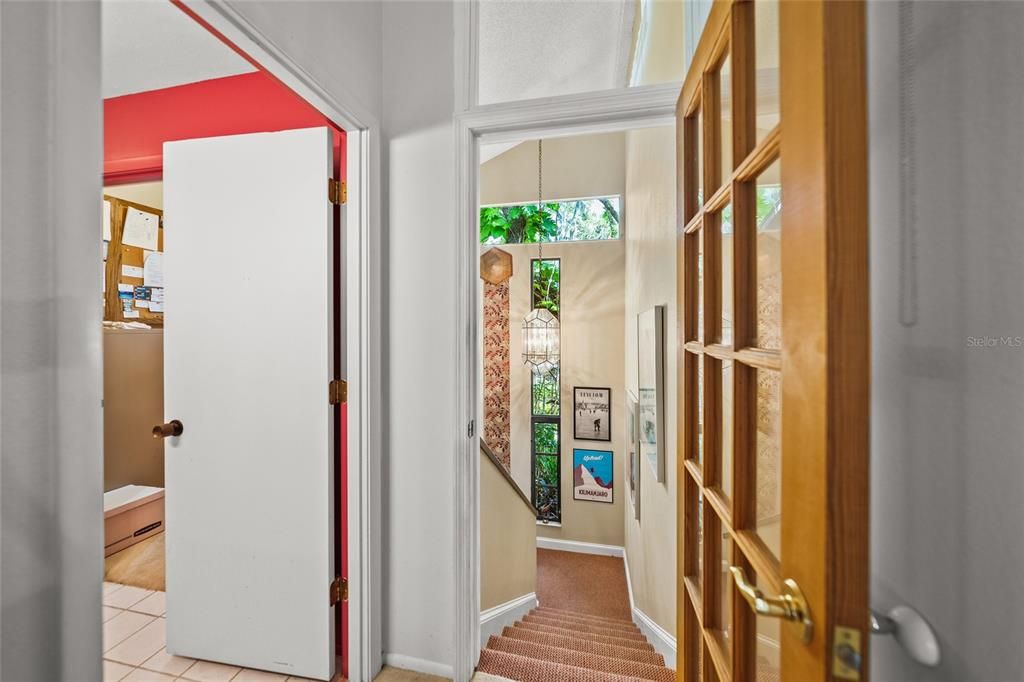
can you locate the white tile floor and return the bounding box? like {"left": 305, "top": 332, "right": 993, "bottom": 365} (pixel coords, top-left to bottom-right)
{"left": 103, "top": 582, "right": 315, "bottom": 682}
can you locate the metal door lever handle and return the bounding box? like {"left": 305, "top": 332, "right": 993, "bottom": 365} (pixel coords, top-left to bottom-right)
{"left": 871, "top": 605, "right": 941, "bottom": 667}
{"left": 729, "top": 566, "right": 814, "bottom": 643}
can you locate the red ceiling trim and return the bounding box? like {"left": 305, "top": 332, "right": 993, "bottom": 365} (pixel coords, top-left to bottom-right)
{"left": 104, "top": 71, "right": 345, "bottom": 185}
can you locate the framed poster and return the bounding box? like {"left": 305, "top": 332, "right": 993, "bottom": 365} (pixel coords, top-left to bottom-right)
{"left": 628, "top": 391, "right": 640, "bottom": 520}
{"left": 573, "top": 449, "right": 614, "bottom": 503}
{"left": 573, "top": 386, "right": 611, "bottom": 442}
{"left": 638, "top": 306, "right": 666, "bottom": 482}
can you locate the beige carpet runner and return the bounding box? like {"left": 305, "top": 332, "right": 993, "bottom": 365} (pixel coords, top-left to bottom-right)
{"left": 476, "top": 606, "right": 674, "bottom": 682}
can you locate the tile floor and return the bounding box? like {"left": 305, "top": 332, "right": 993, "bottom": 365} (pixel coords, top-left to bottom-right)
{"left": 103, "top": 582, "right": 314, "bottom": 682}
{"left": 105, "top": 581, "right": 505, "bottom": 682}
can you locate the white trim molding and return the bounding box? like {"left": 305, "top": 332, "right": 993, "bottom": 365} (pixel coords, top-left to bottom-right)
{"left": 383, "top": 654, "right": 454, "bottom": 680}
{"left": 480, "top": 593, "right": 538, "bottom": 649}
{"left": 453, "top": 81, "right": 681, "bottom": 682}
{"left": 623, "top": 551, "right": 676, "bottom": 669}
{"left": 536, "top": 537, "right": 625, "bottom": 557}
{"left": 634, "top": 606, "right": 678, "bottom": 670}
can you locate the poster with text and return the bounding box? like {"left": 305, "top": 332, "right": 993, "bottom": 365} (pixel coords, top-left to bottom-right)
{"left": 573, "top": 449, "right": 614, "bottom": 504}
{"left": 574, "top": 387, "right": 611, "bottom": 441}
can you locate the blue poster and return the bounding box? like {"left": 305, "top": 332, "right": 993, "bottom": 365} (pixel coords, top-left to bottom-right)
{"left": 573, "top": 449, "right": 613, "bottom": 504}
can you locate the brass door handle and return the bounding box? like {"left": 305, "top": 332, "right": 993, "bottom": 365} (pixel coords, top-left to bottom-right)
{"left": 153, "top": 420, "right": 184, "bottom": 438}
{"left": 729, "top": 566, "right": 814, "bottom": 643}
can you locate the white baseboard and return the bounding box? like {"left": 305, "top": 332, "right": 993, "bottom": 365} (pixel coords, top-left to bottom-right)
{"left": 623, "top": 549, "right": 676, "bottom": 669}
{"left": 383, "top": 653, "right": 454, "bottom": 679}
{"left": 623, "top": 551, "right": 636, "bottom": 612}
{"left": 479, "top": 592, "right": 537, "bottom": 648}
{"left": 536, "top": 537, "right": 625, "bottom": 557}
{"left": 633, "top": 605, "right": 677, "bottom": 669}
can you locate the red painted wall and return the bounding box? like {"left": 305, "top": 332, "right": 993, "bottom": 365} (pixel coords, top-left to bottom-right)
{"left": 104, "top": 71, "right": 345, "bottom": 184}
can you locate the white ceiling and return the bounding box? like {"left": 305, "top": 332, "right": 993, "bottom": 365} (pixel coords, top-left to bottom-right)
{"left": 102, "top": 0, "right": 256, "bottom": 99}
{"left": 477, "top": 0, "right": 636, "bottom": 106}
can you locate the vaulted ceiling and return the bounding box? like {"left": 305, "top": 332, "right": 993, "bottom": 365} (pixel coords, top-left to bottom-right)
{"left": 102, "top": 1, "right": 255, "bottom": 99}
{"left": 477, "top": 0, "right": 636, "bottom": 106}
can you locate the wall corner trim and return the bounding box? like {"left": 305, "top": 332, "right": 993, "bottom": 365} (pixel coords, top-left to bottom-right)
{"left": 633, "top": 606, "right": 677, "bottom": 669}
{"left": 536, "top": 537, "right": 625, "bottom": 557}
{"left": 479, "top": 592, "right": 538, "bottom": 648}
{"left": 382, "top": 654, "right": 455, "bottom": 679}
{"left": 624, "top": 549, "right": 676, "bottom": 668}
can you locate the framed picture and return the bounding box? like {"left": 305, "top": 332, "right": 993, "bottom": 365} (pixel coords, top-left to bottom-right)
{"left": 573, "top": 448, "right": 613, "bottom": 504}
{"left": 628, "top": 391, "right": 640, "bottom": 520}
{"left": 638, "top": 306, "right": 666, "bottom": 482}
{"left": 573, "top": 387, "right": 611, "bottom": 442}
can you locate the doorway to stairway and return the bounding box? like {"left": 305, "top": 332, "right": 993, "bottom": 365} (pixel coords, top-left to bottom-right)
{"left": 472, "top": 118, "right": 682, "bottom": 680}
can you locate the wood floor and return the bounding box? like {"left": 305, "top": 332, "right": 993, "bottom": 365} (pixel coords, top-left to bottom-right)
{"left": 105, "top": 532, "right": 166, "bottom": 592}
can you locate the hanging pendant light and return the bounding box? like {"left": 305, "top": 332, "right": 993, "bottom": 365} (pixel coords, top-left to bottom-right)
{"left": 522, "top": 139, "right": 560, "bottom": 374}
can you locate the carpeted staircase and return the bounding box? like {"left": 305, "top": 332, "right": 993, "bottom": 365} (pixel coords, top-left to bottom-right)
{"left": 477, "top": 606, "right": 674, "bottom": 682}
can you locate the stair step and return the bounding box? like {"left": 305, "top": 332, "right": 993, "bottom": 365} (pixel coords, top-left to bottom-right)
{"left": 502, "top": 626, "right": 665, "bottom": 667}
{"left": 522, "top": 614, "right": 647, "bottom": 641}
{"left": 477, "top": 649, "right": 646, "bottom": 682}
{"left": 528, "top": 606, "right": 638, "bottom": 630}
{"left": 486, "top": 636, "right": 675, "bottom": 682}
{"left": 525, "top": 612, "right": 643, "bottom": 637}
{"left": 513, "top": 621, "right": 654, "bottom": 651}
{"left": 535, "top": 607, "right": 635, "bottom": 626}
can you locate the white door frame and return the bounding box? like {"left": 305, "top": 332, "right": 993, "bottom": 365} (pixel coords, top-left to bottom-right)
{"left": 164, "top": 3, "right": 384, "bottom": 679}
{"left": 452, "top": 81, "right": 680, "bottom": 681}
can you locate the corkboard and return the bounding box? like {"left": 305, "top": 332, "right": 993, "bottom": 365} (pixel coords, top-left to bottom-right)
{"left": 104, "top": 195, "right": 164, "bottom": 326}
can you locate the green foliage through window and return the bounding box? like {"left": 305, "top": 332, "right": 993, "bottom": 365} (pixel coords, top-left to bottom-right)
{"left": 534, "top": 453, "right": 560, "bottom": 522}
{"left": 532, "top": 367, "right": 560, "bottom": 416}
{"left": 531, "top": 259, "right": 560, "bottom": 318}
{"left": 533, "top": 422, "right": 559, "bottom": 455}
{"left": 720, "top": 185, "right": 780, "bottom": 235}
{"left": 480, "top": 197, "right": 620, "bottom": 245}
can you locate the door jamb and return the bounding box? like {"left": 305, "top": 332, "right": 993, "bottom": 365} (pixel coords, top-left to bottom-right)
{"left": 181, "top": 3, "right": 383, "bottom": 680}
{"left": 452, "top": 81, "right": 681, "bottom": 681}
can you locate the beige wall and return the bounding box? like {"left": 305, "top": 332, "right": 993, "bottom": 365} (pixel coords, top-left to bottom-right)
{"left": 630, "top": 0, "right": 686, "bottom": 86}
{"left": 480, "top": 132, "right": 625, "bottom": 206}
{"left": 480, "top": 449, "right": 537, "bottom": 611}
{"left": 500, "top": 240, "right": 627, "bottom": 547}
{"left": 623, "top": 125, "right": 678, "bottom": 636}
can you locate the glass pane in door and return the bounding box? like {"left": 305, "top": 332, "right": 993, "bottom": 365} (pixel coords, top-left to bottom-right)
{"left": 721, "top": 204, "right": 734, "bottom": 345}
{"left": 755, "top": 0, "right": 781, "bottom": 142}
{"left": 755, "top": 573, "right": 782, "bottom": 680}
{"left": 721, "top": 358, "right": 734, "bottom": 500}
{"left": 697, "top": 355, "right": 705, "bottom": 465}
{"left": 755, "top": 368, "right": 782, "bottom": 558}
{"left": 719, "top": 53, "right": 733, "bottom": 189}
{"left": 718, "top": 532, "right": 734, "bottom": 654}
{"left": 756, "top": 160, "right": 782, "bottom": 350}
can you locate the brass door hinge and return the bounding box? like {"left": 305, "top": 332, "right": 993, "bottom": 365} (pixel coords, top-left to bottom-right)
{"left": 329, "top": 379, "right": 348, "bottom": 405}
{"left": 330, "top": 576, "right": 348, "bottom": 605}
{"left": 328, "top": 179, "right": 347, "bottom": 205}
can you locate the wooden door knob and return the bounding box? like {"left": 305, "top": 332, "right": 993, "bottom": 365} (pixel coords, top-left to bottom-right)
{"left": 153, "top": 420, "right": 184, "bottom": 438}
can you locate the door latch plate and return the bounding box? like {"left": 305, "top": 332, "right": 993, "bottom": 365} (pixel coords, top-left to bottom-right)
{"left": 832, "top": 625, "right": 863, "bottom": 680}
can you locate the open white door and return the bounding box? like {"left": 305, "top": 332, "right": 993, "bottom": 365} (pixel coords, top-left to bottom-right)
{"left": 163, "top": 127, "right": 335, "bottom": 681}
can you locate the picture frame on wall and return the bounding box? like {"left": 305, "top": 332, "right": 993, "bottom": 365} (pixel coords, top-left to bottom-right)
{"left": 628, "top": 391, "right": 640, "bottom": 521}
{"left": 573, "top": 387, "right": 612, "bottom": 442}
{"left": 573, "top": 448, "right": 613, "bottom": 504}
{"left": 638, "top": 305, "right": 666, "bottom": 483}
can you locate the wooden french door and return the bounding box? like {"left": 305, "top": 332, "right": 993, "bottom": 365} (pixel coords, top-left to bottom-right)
{"left": 676, "top": 1, "right": 868, "bottom": 681}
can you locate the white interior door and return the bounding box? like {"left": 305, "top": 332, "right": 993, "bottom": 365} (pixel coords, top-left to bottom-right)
{"left": 163, "top": 127, "right": 335, "bottom": 681}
